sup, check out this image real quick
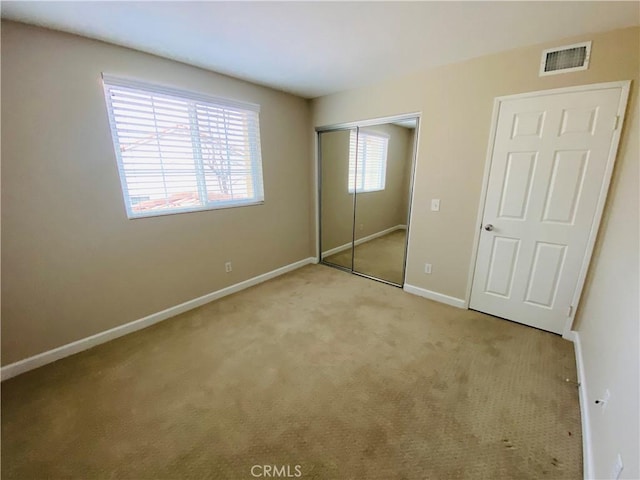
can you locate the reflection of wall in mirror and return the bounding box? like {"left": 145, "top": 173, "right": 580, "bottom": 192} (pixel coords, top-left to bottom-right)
{"left": 321, "top": 124, "right": 414, "bottom": 252}
{"left": 320, "top": 130, "right": 353, "bottom": 253}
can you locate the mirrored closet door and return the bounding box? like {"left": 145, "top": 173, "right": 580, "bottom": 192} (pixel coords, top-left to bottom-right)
{"left": 318, "top": 117, "right": 418, "bottom": 286}
{"left": 320, "top": 128, "right": 356, "bottom": 271}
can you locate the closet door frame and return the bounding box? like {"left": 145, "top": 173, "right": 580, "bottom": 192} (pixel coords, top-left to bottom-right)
{"left": 316, "top": 112, "right": 421, "bottom": 287}
{"left": 317, "top": 126, "right": 358, "bottom": 274}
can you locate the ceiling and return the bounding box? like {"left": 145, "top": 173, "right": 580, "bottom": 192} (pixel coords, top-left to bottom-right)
{"left": 2, "top": 2, "right": 638, "bottom": 99}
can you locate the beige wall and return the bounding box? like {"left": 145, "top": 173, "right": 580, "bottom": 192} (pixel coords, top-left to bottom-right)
{"left": 320, "top": 129, "right": 354, "bottom": 252}
{"left": 313, "top": 26, "right": 638, "bottom": 300}
{"left": 320, "top": 123, "right": 413, "bottom": 252}
{"left": 313, "top": 26, "right": 639, "bottom": 479}
{"left": 572, "top": 91, "right": 639, "bottom": 479}
{"left": 1, "top": 21, "right": 313, "bottom": 365}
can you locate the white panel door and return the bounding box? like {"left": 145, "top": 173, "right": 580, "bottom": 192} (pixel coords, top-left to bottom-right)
{"left": 470, "top": 85, "right": 627, "bottom": 334}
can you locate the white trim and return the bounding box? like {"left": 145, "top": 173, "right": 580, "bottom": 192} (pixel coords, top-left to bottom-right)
{"left": 464, "top": 81, "right": 632, "bottom": 335}
{"left": 321, "top": 243, "right": 350, "bottom": 258}
{"left": 564, "top": 80, "right": 631, "bottom": 336}
{"left": 567, "top": 331, "right": 594, "bottom": 479}
{"left": 321, "top": 224, "right": 406, "bottom": 257}
{"left": 403, "top": 284, "right": 466, "bottom": 309}
{"left": 494, "top": 80, "right": 631, "bottom": 102}
{"left": 316, "top": 111, "right": 422, "bottom": 132}
{"left": 1, "top": 257, "right": 316, "bottom": 381}
{"left": 313, "top": 131, "right": 320, "bottom": 262}
{"left": 539, "top": 41, "right": 592, "bottom": 77}
{"left": 102, "top": 73, "right": 260, "bottom": 112}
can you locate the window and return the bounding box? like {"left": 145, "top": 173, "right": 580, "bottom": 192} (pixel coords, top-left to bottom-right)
{"left": 102, "top": 75, "right": 264, "bottom": 218}
{"left": 348, "top": 130, "right": 388, "bottom": 193}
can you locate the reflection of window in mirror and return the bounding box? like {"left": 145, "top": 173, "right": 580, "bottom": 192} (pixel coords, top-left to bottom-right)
{"left": 348, "top": 130, "right": 389, "bottom": 193}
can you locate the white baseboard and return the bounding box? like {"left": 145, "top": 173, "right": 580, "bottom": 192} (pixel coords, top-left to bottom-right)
{"left": 1, "top": 257, "right": 316, "bottom": 381}
{"left": 567, "top": 330, "right": 593, "bottom": 480}
{"left": 322, "top": 224, "right": 406, "bottom": 257}
{"left": 403, "top": 284, "right": 466, "bottom": 309}
{"left": 321, "top": 242, "right": 351, "bottom": 258}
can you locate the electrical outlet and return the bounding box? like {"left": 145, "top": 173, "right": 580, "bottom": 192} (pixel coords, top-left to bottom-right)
{"left": 424, "top": 263, "right": 432, "bottom": 274}
{"left": 225, "top": 261, "right": 232, "bottom": 273}
{"left": 359, "top": 223, "right": 364, "bottom": 231}
{"left": 612, "top": 453, "right": 623, "bottom": 480}
{"left": 431, "top": 199, "right": 440, "bottom": 211}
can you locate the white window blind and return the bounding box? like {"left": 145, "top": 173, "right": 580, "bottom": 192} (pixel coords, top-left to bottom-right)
{"left": 348, "top": 130, "right": 388, "bottom": 193}
{"left": 102, "top": 74, "right": 264, "bottom": 218}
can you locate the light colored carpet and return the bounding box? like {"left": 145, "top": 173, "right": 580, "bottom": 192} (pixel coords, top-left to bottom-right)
{"left": 1, "top": 265, "right": 581, "bottom": 479}
{"left": 324, "top": 230, "right": 406, "bottom": 284}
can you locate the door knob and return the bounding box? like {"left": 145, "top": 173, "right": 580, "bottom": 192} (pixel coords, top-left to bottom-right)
{"left": 484, "top": 224, "right": 494, "bottom": 231}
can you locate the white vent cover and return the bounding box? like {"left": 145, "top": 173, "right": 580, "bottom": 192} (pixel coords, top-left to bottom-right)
{"left": 539, "top": 41, "right": 591, "bottom": 76}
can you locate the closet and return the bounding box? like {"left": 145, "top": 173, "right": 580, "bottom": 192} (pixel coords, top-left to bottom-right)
{"left": 317, "top": 116, "right": 418, "bottom": 286}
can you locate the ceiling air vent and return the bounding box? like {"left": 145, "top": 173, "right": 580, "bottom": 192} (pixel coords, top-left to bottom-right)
{"left": 539, "top": 41, "right": 591, "bottom": 76}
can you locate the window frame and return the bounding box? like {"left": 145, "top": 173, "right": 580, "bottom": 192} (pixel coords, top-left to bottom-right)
{"left": 102, "top": 74, "right": 265, "bottom": 219}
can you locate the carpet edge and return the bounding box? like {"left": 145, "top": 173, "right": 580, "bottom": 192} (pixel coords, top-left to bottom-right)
{"left": 1, "top": 257, "right": 317, "bottom": 381}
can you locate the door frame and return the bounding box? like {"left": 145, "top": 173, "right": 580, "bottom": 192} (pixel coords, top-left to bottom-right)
{"left": 464, "top": 80, "right": 631, "bottom": 339}
{"left": 315, "top": 112, "right": 422, "bottom": 286}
